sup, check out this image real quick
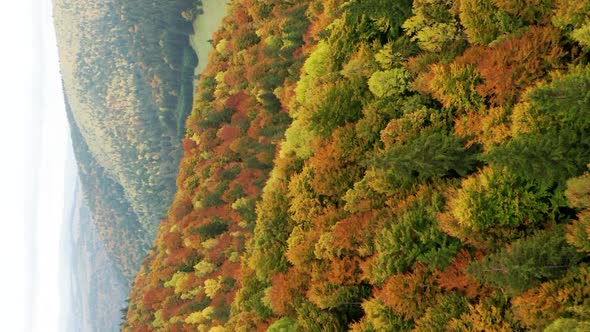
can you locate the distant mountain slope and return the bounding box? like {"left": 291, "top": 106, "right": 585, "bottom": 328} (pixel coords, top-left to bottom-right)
{"left": 124, "top": 0, "right": 590, "bottom": 330}
{"left": 53, "top": 0, "right": 199, "bottom": 280}
{"left": 65, "top": 179, "right": 127, "bottom": 332}
{"left": 64, "top": 96, "right": 150, "bottom": 279}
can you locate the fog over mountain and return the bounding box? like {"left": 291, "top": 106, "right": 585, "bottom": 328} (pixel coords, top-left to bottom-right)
{"left": 60, "top": 169, "right": 129, "bottom": 331}
{"left": 58, "top": 135, "right": 76, "bottom": 332}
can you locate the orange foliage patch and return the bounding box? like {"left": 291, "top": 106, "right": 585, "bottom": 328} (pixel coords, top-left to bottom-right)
{"left": 325, "top": 256, "right": 364, "bottom": 285}
{"left": 142, "top": 286, "right": 171, "bottom": 310}
{"left": 225, "top": 91, "right": 252, "bottom": 114}
{"left": 169, "top": 192, "right": 193, "bottom": 223}
{"left": 165, "top": 246, "right": 194, "bottom": 267}
{"left": 376, "top": 264, "right": 436, "bottom": 320}
{"left": 474, "top": 25, "right": 564, "bottom": 106}
{"left": 435, "top": 249, "right": 484, "bottom": 299}
{"left": 270, "top": 268, "right": 309, "bottom": 316}
{"left": 217, "top": 125, "right": 242, "bottom": 142}
{"left": 181, "top": 137, "right": 197, "bottom": 153}
{"left": 224, "top": 67, "right": 247, "bottom": 87}
{"left": 331, "top": 212, "right": 375, "bottom": 254}
{"left": 233, "top": 168, "right": 264, "bottom": 196}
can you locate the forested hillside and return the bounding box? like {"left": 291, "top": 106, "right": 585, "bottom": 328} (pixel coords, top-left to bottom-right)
{"left": 124, "top": 0, "right": 590, "bottom": 330}
{"left": 54, "top": 0, "right": 201, "bottom": 280}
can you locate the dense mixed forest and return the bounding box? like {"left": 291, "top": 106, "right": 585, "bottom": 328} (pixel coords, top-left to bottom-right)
{"left": 122, "top": 0, "right": 590, "bottom": 330}
{"left": 54, "top": 0, "right": 202, "bottom": 280}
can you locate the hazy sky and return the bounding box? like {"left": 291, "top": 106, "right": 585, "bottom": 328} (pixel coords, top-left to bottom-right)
{"left": 0, "top": 0, "right": 70, "bottom": 331}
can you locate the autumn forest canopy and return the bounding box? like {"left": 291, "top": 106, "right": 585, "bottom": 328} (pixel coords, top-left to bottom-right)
{"left": 56, "top": 0, "right": 590, "bottom": 330}
{"left": 123, "top": 0, "right": 590, "bottom": 330}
